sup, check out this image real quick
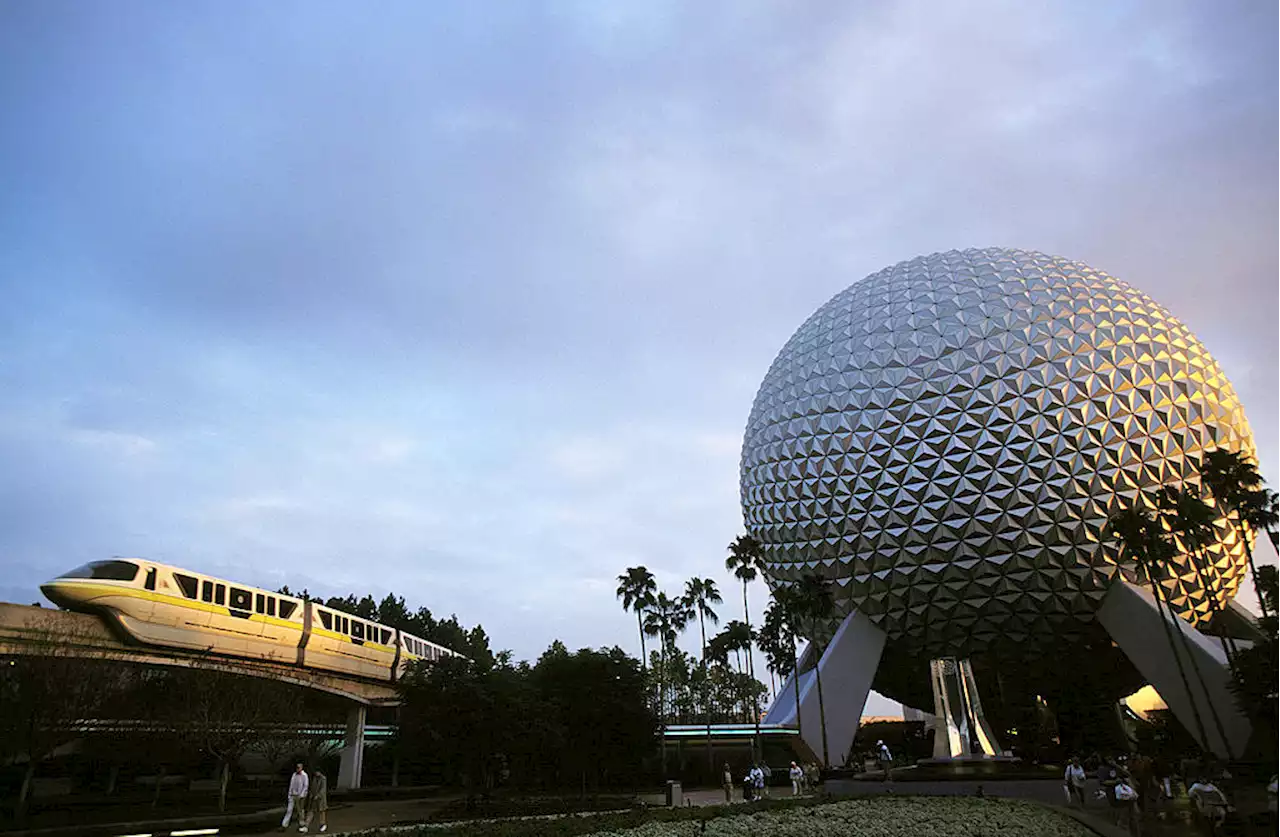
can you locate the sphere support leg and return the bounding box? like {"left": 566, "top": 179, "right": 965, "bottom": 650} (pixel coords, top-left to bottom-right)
{"left": 929, "top": 657, "right": 1003, "bottom": 759}
{"left": 763, "top": 609, "right": 886, "bottom": 767}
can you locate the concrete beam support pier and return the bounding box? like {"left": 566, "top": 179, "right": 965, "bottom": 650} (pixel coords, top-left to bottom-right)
{"left": 337, "top": 703, "right": 367, "bottom": 790}
{"left": 1097, "top": 579, "right": 1252, "bottom": 760}
{"left": 764, "top": 609, "right": 887, "bottom": 766}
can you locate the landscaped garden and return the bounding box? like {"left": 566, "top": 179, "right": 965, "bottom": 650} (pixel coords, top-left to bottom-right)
{"left": 358, "top": 797, "right": 1096, "bottom": 837}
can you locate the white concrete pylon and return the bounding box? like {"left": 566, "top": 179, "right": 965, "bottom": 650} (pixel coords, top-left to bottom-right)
{"left": 337, "top": 703, "right": 367, "bottom": 790}
{"left": 763, "top": 610, "right": 887, "bottom": 766}
{"left": 1097, "top": 579, "right": 1252, "bottom": 760}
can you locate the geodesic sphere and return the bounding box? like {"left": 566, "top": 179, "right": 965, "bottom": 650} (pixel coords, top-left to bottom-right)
{"left": 740, "top": 248, "right": 1254, "bottom": 662}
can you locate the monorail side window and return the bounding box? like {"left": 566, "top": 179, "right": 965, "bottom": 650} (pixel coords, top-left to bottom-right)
{"left": 352, "top": 622, "right": 364, "bottom": 640}
{"left": 266, "top": 597, "right": 276, "bottom": 617}
{"left": 144, "top": 568, "right": 157, "bottom": 591}
{"left": 255, "top": 594, "right": 265, "bottom": 613}
{"left": 342, "top": 617, "right": 349, "bottom": 634}
{"left": 201, "top": 581, "right": 214, "bottom": 603}
{"left": 382, "top": 629, "right": 392, "bottom": 644}
{"left": 230, "top": 588, "right": 251, "bottom": 610}
{"left": 215, "top": 584, "right": 226, "bottom": 606}
{"left": 319, "top": 611, "right": 333, "bottom": 630}
{"left": 174, "top": 573, "right": 198, "bottom": 599}
{"left": 279, "top": 601, "right": 297, "bottom": 620}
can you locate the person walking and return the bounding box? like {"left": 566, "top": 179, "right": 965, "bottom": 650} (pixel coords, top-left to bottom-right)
{"left": 742, "top": 766, "right": 755, "bottom": 802}
{"left": 281, "top": 763, "right": 309, "bottom": 831}
{"left": 789, "top": 761, "right": 804, "bottom": 795}
{"left": 1188, "top": 776, "right": 1229, "bottom": 834}
{"left": 876, "top": 740, "right": 893, "bottom": 780}
{"left": 760, "top": 762, "right": 772, "bottom": 798}
{"left": 1114, "top": 773, "right": 1141, "bottom": 836}
{"left": 1064, "top": 757, "right": 1087, "bottom": 808}
{"left": 300, "top": 768, "right": 328, "bottom": 833}
{"left": 722, "top": 763, "right": 734, "bottom": 804}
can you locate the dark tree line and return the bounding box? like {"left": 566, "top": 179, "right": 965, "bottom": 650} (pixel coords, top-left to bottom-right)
{"left": 277, "top": 587, "right": 494, "bottom": 665}
{"left": 394, "top": 642, "right": 656, "bottom": 798}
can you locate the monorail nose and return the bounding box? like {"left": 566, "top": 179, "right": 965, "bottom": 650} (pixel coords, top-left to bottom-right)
{"left": 40, "top": 581, "right": 84, "bottom": 610}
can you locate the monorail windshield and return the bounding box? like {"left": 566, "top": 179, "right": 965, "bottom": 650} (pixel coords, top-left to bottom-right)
{"left": 60, "top": 560, "right": 140, "bottom": 582}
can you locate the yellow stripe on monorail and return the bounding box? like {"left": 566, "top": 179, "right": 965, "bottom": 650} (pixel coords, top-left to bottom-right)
{"left": 47, "top": 580, "right": 304, "bottom": 631}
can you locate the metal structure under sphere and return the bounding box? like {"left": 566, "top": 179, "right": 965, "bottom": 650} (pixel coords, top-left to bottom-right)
{"left": 743, "top": 247, "right": 1256, "bottom": 762}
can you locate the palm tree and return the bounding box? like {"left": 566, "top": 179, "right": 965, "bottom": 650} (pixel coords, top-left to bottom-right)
{"left": 721, "top": 620, "right": 753, "bottom": 674}
{"left": 643, "top": 590, "right": 691, "bottom": 776}
{"left": 1201, "top": 450, "right": 1271, "bottom": 619}
{"left": 792, "top": 573, "right": 835, "bottom": 767}
{"left": 1157, "top": 487, "right": 1239, "bottom": 669}
{"left": 725, "top": 535, "right": 763, "bottom": 675}
{"left": 643, "top": 591, "right": 692, "bottom": 719}
{"left": 1107, "top": 506, "right": 1213, "bottom": 754}
{"left": 684, "top": 577, "right": 722, "bottom": 775}
{"left": 726, "top": 534, "right": 764, "bottom": 756}
{"left": 759, "top": 594, "right": 800, "bottom": 740}
{"left": 616, "top": 567, "right": 657, "bottom": 668}
{"left": 1253, "top": 489, "right": 1280, "bottom": 552}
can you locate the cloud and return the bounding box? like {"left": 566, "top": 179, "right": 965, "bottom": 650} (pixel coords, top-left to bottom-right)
{"left": 0, "top": 1, "right": 1274, "bottom": 719}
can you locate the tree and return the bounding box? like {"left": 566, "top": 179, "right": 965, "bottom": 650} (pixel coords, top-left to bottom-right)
{"left": 716, "top": 620, "right": 753, "bottom": 675}
{"left": 726, "top": 534, "right": 765, "bottom": 756}
{"left": 0, "top": 625, "right": 128, "bottom": 819}
{"left": 1200, "top": 450, "right": 1271, "bottom": 619}
{"left": 1229, "top": 563, "right": 1277, "bottom": 764}
{"left": 1156, "top": 486, "right": 1240, "bottom": 668}
{"left": 397, "top": 641, "right": 656, "bottom": 795}
{"left": 615, "top": 567, "right": 657, "bottom": 670}
{"left": 397, "top": 655, "right": 521, "bottom": 800}
{"left": 760, "top": 591, "right": 801, "bottom": 743}
{"left": 642, "top": 591, "right": 691, "bottom": 776}
{"left": 171, "top": 663, "right": 307, "bottom": 812}
{"left": 642, "top": 591, "right": 692, "bottom": 720}
{"left": 1107, "top": 505, "right": 1215, "bottom": 755}
{"left": 683, "top": 577, "right": 722, "bottom": 774}
{"left": 531, "top": 645, "right": 657, "bottom": 794}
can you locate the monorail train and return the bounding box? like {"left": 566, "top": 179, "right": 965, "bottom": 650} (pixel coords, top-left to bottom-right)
{"left": 40, "top": 558, "right": 459, "bottom": 681}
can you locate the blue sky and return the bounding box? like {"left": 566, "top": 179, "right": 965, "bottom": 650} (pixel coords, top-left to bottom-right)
{"left": 1, "top": 1, "right": 1275, "bottom": 716}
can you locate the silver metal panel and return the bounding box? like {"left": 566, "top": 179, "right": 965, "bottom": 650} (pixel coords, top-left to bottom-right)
{"left": 741, "top": 248, "right": 1254, "bottom": 668}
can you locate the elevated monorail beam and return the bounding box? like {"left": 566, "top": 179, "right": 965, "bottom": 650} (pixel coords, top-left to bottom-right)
{"left": 44, "top": 719, "right": 397, "bottom": 740}
{"left": 0, "top": 602, "right": 400, "bottom": 706}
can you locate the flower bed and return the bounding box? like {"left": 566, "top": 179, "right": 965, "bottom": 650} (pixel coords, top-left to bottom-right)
{"left": 361, "top": 796, "right": 1096, "bottom": 837}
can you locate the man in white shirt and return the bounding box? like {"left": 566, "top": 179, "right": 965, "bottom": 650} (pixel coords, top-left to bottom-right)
{"left": 1187, "top": 778, "right": 1228, "bottom": 829}
{"left": 789, "top": 761, "right": 805, "bottom": 795}
{"left": 1064, "top": 757, "right": 1087, "bottom": 807}
{"left": 282, "top": 763, "right": 309, "bottom": 830}
{"left": 876, "top": 740, "right": 893, "bottom": 780}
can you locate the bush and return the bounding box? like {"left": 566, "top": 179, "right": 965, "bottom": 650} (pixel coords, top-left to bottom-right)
{"left": 352, "top": 796, "right": 1093, "bottom": 837}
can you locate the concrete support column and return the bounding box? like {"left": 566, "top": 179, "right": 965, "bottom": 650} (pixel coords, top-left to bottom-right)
{"left": 337, "top": 703, "right": 367, "bottom": 791}
{"left": 929, "top": 657, "right": 1002, "bottom": 759}
{"left": 764, "top": 609, "right": 887, "bottom": 767}
{"left": 1097, "top": 580, "right": 1252, "bottom": 759}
